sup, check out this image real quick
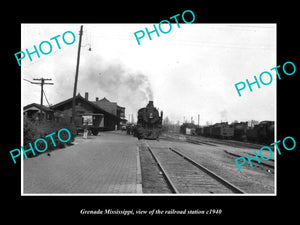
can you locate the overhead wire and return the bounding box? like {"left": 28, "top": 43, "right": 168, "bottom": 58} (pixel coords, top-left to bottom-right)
{"left": 43, "top": 89, "right": 51, "bottom": 107}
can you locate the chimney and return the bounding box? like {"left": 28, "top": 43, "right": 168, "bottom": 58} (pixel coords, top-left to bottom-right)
{"left": 85, "top": 92, "right": 89, "bottom": 101}
{"left": 96, "top": 97, "right": 99, "bottom": 101}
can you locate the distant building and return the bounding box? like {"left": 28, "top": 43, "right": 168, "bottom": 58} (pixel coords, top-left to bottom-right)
{"left": 92, "top": 97, "right": 126, "bottom": 127}
{"left": 180, "top": 123, "right": 197, "bottom": 135}
{"left": 23, "top": 103, "right": 54, "bottom": 121}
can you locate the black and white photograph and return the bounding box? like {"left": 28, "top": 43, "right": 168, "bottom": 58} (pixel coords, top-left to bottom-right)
{"left": 21, "top": 23, "right": 276, "bottom": 195}
{"left": 4, "top": 5, "right": 298, "bottom": 221}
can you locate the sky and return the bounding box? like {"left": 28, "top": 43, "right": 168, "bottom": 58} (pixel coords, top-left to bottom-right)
{"left": 21, "top": 23, "right": 276, "bottom": 125}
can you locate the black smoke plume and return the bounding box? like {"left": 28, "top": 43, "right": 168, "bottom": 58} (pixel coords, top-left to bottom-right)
{"left": 78, "top": 55, "right": 154, "bottom": 117}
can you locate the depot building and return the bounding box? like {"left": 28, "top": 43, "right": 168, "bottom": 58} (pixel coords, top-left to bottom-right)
{"left": 40, "top": 92, "right": 125, "bottom": 131}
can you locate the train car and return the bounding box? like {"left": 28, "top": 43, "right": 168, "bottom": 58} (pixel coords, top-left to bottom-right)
{"left": 211, "top": 123, "right": 234, "bottom": 139}
{"left": 232, "top": 122, "right": 248, "bottom": 141}
{"left": 246, "top": 121, "right": 274, "bottom": 144}
{"left": 76, "top": 113, "right": 104, "bottom": 136}
{"left": 135, "top": 101, "right": 163, "bottom": 140}
{"left": 203, "top": 125, "right": 212, "bottom": 137}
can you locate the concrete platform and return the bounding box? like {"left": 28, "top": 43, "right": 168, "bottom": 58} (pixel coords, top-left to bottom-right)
{"left": 23, "top": 131, "right": 142, "bottom": 194}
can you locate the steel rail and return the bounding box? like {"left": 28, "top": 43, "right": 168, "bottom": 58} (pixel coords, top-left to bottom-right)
{"left": 145, "top": 143, "right": 179, "bottom": 194}
{"left": 224, "top": 150, "right": 274, "bottom": 169}
{"left": 186, "top": 136, "right": 217, "bottom": 146}
{"left": 169, "top": 147, "right": 246, "bottom": 194}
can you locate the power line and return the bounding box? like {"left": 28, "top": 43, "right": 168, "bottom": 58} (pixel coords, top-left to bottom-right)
{"left": 23, "top": 78, "right": 33, "bottom": 84}
{"left": 43, "top": 89, "right": 51, "bottom": 107}
{"left": 25, "top": 77, "right": 54, "bottom": 119}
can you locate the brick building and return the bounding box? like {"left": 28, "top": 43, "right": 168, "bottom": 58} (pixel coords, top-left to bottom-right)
{"left": 92, "top": 97, "right": 126, "bottom": 127}
{"left": 50, "top": 93, "right": 125, "bottom": 131}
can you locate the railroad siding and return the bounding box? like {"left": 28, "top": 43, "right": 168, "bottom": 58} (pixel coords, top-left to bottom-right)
{"left": 159, "top": 139, "right": 275, "bottom": 194}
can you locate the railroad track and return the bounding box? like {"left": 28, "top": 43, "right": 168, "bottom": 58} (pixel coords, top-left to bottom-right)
{"left": 144, "top": 141, "right": 245, "bottom": 194}
{"left": 185, "top": 136, "right": 217, "bottom": 146}
{"left": 224, "top": 150, "right": 274, "bottom": 170}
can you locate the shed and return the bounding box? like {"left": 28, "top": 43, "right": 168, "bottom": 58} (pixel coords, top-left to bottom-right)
{"left": 23, "top": 103, "right": 54, "bottom": 121}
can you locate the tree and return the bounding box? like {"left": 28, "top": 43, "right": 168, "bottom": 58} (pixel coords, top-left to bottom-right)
{"left": 249, "top": 120, "right": 259, "bottom": 127}
{"left": 163, "top": 116, "right": 170, "bottom": 125}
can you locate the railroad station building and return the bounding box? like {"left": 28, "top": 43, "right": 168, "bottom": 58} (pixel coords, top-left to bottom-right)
{"left": 50, "top": 92, "right": 126, "bottom": 131}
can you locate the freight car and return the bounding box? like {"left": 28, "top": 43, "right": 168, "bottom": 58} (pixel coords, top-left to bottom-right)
{"left": 76, "top": 113, "right": 104, "bottom": 136}
{"left": 200, "top": 122, "right": 234, "bottom": 139}
{"left": 202, "top": 126, "right": 212, "bottom": 137}
{"left": 246, "top": 121, "right": 274, "bottom": 144}
{"left": 211, "top": 123, "right": 234, "bottom": 139}
{"left": 232, "top": 122, "right": 248, "bottom": 141}
{"left": 134, "top": 101, "right": 163, "bottom": 140}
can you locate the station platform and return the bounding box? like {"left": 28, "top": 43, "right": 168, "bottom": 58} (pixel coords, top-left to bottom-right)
{"left": 23, "top": 131, "right": 142, "bottom": 194}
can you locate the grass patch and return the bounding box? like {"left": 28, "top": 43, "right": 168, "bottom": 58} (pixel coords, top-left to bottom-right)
{"left": 23, "top": 118, "right": 77, "bottom": 157}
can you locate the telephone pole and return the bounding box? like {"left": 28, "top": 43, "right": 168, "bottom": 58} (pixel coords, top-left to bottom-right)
{"left": 32, "top": 78, "right": 54, "bottom": 119}
{"left": 71, "top": 25, "right": 83, "bottom": 124}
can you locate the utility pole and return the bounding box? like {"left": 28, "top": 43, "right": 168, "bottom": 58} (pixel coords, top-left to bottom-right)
{"left": 71, "top": 25, "right": 83, "bottom": 124}
{"left": 32, "top": 78, "right": 54, "bottom": 119}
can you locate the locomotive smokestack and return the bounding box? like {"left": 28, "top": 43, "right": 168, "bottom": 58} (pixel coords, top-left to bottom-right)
{"left": 148, "top": 100, "right": 154, "bottom": 107}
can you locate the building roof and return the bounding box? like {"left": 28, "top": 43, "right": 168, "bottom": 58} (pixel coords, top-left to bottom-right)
{"left": 96, "top": 97, "right": 124, "bottom": 108}
{"left": 24, "top": 103, "right": 53, "bottom": 112}
{"left": 260, "top": 120, "right": 274, "bottom": 124}
{"left": 98, "top": 97, "right": 111, "bottom": 103}
{"left": 92, "top": 97, "right": 125, "bottom": 116}
{"left": 93, "top": 99, "right": 116, "bottom": 114}
{"left": 50, "top": 94, "right": 121, "bottom": 120}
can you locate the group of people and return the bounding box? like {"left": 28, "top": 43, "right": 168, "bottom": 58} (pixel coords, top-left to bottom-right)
{"left": 125, "top": 124, "right": 135, "bottom": 135}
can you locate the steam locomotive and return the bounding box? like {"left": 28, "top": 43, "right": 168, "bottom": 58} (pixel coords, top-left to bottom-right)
{"left": 134, "top": 101, "right": 163, "bottom": 140}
